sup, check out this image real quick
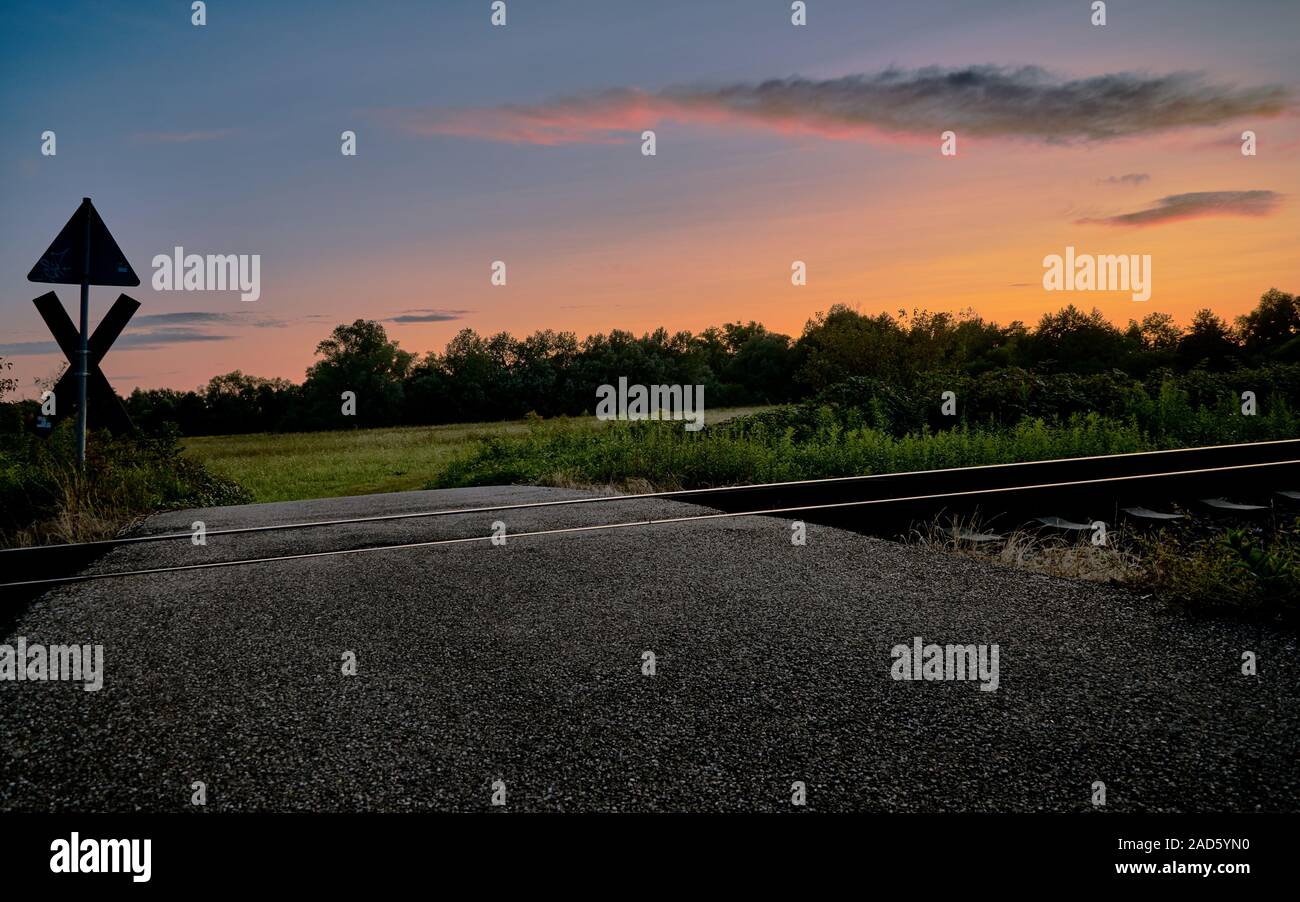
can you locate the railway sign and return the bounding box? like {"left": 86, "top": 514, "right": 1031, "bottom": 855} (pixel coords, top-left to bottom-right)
{"left": 27, "top": 198, "right": 141, "bottom": 465}
{"left": 32, "top": 291, "right": 138, "bottom": 435}
{"left": 28, "top": 198, "right": 140, "bottom": 287}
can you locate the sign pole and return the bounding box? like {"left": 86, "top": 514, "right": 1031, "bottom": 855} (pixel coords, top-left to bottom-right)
{"left": 76, "top": 198, "right": 91, "bottom": 468}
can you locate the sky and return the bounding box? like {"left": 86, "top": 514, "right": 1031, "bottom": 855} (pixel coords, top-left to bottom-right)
{"left": 1, "top": 0, "right": 1298, "bottom": 396}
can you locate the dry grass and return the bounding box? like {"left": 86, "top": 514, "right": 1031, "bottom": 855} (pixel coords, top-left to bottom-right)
{"left": 910, "top": 514, "right": 1143, "bottom": 583}
{"left": 537, "top": 473, "right": 682, "bottom": 494}
{"left": 6, "top": 492, "right": 140, "bottom": 547}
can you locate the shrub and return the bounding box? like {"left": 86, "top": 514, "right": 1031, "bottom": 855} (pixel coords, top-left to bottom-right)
{"left": 1139, "top": 522, "right": 1300, "bottom": 622}
{"left": 0, "top": 421, "right": 250, "bottom": 547}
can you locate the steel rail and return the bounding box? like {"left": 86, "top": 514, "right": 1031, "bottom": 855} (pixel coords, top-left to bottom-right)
{"left": 2, "top": 457, "right": 1296, "bottom": 590}
{"left": 2, "top": 438, "right": 1297, "bottom": 556}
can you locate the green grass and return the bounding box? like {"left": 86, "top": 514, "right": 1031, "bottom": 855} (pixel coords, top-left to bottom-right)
{"left": 182, "top": 406, "right": 771, "bottom": 503}
{"left": 184, "top": 421, "right": 537, "bottom": 502}
{"left": 1, "top": 426, "right": 249, "bottom": 547}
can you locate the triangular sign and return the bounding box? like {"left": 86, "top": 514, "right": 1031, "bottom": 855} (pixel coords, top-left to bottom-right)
{"left": 27, "top": 197, "right": 140, "bottom": 287}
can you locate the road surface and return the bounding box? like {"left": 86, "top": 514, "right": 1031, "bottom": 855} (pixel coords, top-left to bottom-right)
{"left": 2, "top": 486, "right": 1297, "bottom": 811}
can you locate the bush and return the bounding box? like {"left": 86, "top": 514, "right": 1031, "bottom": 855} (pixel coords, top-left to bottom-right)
{"left": 0, "top": 421, "right": 250, "bottom": 547}
{"left": 1139, "top": 523, "right": 1300, "bottom": 622}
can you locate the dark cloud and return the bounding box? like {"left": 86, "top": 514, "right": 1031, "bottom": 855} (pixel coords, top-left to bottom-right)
{"left": 114, "top": 329, "right": 234, "bottom": 349}
{"left": 133, "top": 311, "right": 327, "bottom": 329}
{"left": 0, "top": 340, "right": 60, "bottom": 356}
{"left": 0, "top": 327, "right": 232, "bottom": 356}
{"left": 1076, "top": 190, "right": 1284, "bottom": 226}
{"left": 0, "top": 312, "right": 346, "bottom": 357}
{"left": 245, "top": 314, "right": 331, "bottom": 328}
{"left": 385, "top": 309, "right": 472, "bottom": 323}
{"left": 387, "top": 66, "right": 1292, "bottom": 145}
{"left": 132, "top": 128, "right": 236, "bottom": 143}
{"left": 133, "top": 312, "right": 233, "bottom": 326}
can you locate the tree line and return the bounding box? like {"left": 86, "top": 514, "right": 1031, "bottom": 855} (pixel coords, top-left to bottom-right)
{"left": 4, "top": 288, "right": 1298, "bottom": 437}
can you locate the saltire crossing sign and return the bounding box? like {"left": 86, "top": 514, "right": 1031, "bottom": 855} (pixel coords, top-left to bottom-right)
{"left": 27, "top": 198, "right": 141, "bottom": 465}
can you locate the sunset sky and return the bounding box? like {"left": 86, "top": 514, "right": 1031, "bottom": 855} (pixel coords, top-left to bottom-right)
{"left": 2, "top": 0, "right": 1298, "bottom": 397}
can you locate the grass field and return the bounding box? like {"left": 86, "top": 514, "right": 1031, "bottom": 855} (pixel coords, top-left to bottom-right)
{"left": 182, "top": 406, "right": 771, "bottom": 502}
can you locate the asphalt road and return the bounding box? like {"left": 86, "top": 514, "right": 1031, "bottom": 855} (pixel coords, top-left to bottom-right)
{"left": 1, "top": 486, "right": 1297, "bottom": 812}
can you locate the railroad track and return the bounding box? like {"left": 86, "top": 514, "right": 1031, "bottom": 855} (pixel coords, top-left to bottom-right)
{"left": 2, "top": 439, "right": 1298, "bottom": 590}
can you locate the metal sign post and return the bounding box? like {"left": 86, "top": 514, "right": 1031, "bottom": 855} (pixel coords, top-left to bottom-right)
{"left": 77, "top": 199, "right": 92, "bottom": 466}
{"left": 28, "top": 198, "right": 141, "bottom": 466}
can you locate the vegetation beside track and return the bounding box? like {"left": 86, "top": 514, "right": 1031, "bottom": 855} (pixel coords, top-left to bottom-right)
{"left": 0, "top": 421, "right": 248, "bottom": 548}
{"left": 429, "top": 373, "right": 1298, "bottom": 492}
{"left": 914, "top": 513, "right": 1300, "bottom": 624}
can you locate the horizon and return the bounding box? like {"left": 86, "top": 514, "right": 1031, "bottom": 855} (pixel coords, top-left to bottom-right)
{"left": 36, "top": 287, "right": 1295, "bottom": 396}
{"left": 3, "top": 0, "right": 1299, "bottom": 397}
